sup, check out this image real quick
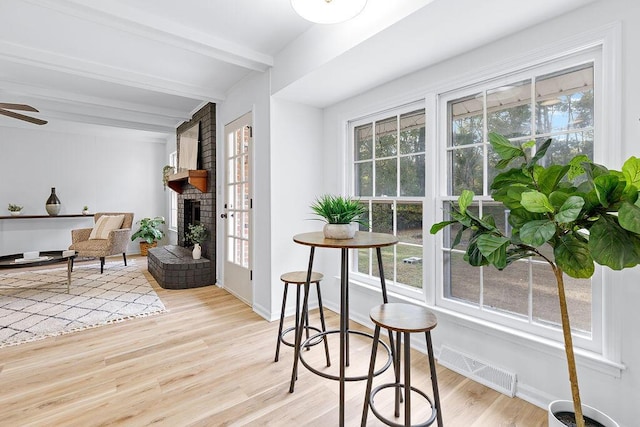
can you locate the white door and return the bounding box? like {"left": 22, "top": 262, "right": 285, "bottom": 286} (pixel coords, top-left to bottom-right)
{"left": 223, "top": 113, "right": 252, "bottom": 304}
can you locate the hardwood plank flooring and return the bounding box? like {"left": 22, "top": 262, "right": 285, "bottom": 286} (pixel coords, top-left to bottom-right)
{"left": 0, "top": 256, "right": 547, "bottom": 426}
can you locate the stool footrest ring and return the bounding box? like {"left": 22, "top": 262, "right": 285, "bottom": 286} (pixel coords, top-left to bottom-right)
{"left": 369, "top": 383, "right": 437, "bottom": 427}
{"left": 299, "top": 329, "right": 392, "bottom": 381}
{"left": 280, "top": 325, "right": 324, "bottom": 348}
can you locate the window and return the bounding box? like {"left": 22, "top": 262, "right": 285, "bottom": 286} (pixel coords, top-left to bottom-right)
{"left": 437, "top": 53, "right": 600, "bottom": 349}
{"left": 168, "top": 151, "right": 177, "bottom": 231}
{"left": 351, "top": 105, "right": 426, "bottom": 295}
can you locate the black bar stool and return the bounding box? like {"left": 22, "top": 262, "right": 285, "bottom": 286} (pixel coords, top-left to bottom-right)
{"left": 361, "top": 303, "right": 443, "bottom": 427}
{"left": 274, "top": 271, "right": 331, "bottom": 371}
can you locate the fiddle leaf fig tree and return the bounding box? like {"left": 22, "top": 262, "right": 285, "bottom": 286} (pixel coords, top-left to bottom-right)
{"left": 431, "top": 132, "right": 640, "bottom": 427}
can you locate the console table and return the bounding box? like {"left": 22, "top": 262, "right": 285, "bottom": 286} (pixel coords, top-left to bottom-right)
{"left": 0, "top": 214, "right": 94, "bottom": 219}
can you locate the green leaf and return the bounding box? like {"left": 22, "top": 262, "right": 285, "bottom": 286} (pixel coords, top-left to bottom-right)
{"left": 622, "top": 156, "right": 640, "bottom": 189}
{"left": 527, "top": 138, "right": 552, "bottom": 167}
{"left": 519, "top": 220, "right": 556, "bottom": 247}
{"left": 555, "top": 196, "right": 585, "bottom": 223}
{"left": 537, "top": 165, "right": 570, "bottom": 195}
{"left": 491, "top": 168, "right": 534, "bottom": 189}
{"left": 554, "top": 233, "right": 594, "bottom": 278}
{"left": 495, "top": 158, "right": 512, "bottom": 170}
{"left": 619, "top": 201, "right": 640, "bottom": 233}
{"left": 430, "top": 220, "right": 456, "bottom": 234}
{"left": 568, "top": 155, "right": 590, "bottom": 180}
{"left": 452, "top": 227, "right": 464, "bottom": 248}
{"left": 458, "top": 190, "right": 474, "bottom": 214}
{"left": 548, "top": 190, "right": 570, "bottom": 211}
{"left": 464, "top": 235, "right": 489, "bottom": 267}
{"left": 476, "top": 234, "right": 510, "bottom": 269}
{"left": 593, "top": 174, "right": 623, "bottom": 208}
{"left": 489, "top": 132, "right": 524, "bottom": 161}
{"left": 521, "top": 191, "right": 554, "bottom": 213}
{"left": 589, "top": 215, "right": 640, "bottom": 270}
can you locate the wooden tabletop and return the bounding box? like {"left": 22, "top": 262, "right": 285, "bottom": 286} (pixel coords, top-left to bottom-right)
{"left": 293, "top": 231, "right": 398, "bottom": 249}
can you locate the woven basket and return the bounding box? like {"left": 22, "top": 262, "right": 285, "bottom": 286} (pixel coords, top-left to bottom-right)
{"left": 139, "top": 241, "right": 158, "bottom": 256}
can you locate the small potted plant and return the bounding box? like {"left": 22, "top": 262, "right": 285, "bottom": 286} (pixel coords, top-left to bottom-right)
{"left": 82, "top": 205, "right": 89, "bottom": 215}
{"left": 310, "top": 194, "right": 367, "bottom": 239}
{"left": 185, "top": 223, "right": 207, "bottom": 259}
{"left": 8, "top": 203, "right": 23, "bottom": 216}
{"left": 430, "top": 132, "right": 637, "bottom": 427}
{"left": 130, "top": 216, "right": 165, "bottom": 256}
{"left": 162, "top": 165, "right": 175, "bottom": 190}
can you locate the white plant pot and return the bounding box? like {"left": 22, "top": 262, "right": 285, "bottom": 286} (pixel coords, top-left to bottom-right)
{"left": 192, "top": 243, "right": 202, "bottom": 260}
{"left": 323, "top": 223, "right": 358, "bottom": 239}
{"left": 10, "top": 211, "right": 21, "bottom": 216}
{"left": 548, "top": 400, "right": 618, "bottom": 427}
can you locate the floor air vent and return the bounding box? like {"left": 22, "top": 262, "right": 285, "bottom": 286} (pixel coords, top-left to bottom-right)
{"left": 438, "top": 346, "right": 516, "bottom": 397}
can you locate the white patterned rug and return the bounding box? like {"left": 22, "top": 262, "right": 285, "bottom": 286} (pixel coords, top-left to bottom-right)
{"left": 0, "top": 260, "right": 166, "bottom": 348}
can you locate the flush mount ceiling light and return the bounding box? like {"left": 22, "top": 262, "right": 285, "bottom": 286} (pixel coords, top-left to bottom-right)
{"left": 291, "top": 0, "right": 367, "bottom": 24}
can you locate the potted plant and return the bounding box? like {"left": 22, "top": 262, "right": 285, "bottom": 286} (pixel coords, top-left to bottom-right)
{"left": 162, "top": 165, "right": 175, "bottom": 190}
{"left": 131, "top": 216, "right": 165, "bottom": 256}
{"left": 310, "top": 194, "right": 367, "bottom": 239}
{"left": 82, "top": 205, "right": 89, "bottom": 215}
{"left": 430, "top": 132, "right": 637, "bottom": 427}
{"left": 185, "top": 223, "right": 207, "bottom": 259}
{"left": 8, "top": 203, "right": 23, "bottom": 216}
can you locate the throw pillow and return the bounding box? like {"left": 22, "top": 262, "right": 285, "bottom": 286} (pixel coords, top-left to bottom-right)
{"left": 89, "top": 215, "right": 125, "bottom": 240}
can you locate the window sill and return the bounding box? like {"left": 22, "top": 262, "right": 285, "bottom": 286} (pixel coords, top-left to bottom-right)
{"left": 348, "top": 277, "right": 625, "bottom": 379}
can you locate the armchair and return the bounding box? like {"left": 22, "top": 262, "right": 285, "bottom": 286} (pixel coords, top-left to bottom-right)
{"left": 69, "top": 212, "right": 134, "bottom": 273}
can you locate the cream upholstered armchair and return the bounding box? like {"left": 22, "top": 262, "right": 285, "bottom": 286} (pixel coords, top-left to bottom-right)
{"left": 69, "top": 212, "right": 134, "bottom": 273}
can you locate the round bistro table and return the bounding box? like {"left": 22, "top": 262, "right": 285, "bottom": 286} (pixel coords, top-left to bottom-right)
{"left": 289, "top": 231, "right": 398, "bottom": 426}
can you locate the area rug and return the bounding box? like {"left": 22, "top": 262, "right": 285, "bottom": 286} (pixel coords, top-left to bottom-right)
{"left": 0, "top": 261, "right": 166, "bottom": 348}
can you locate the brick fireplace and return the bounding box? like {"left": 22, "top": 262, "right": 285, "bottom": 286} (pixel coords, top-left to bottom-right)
{"left": 148, "top": 103, "right": 216, "bottom": 289}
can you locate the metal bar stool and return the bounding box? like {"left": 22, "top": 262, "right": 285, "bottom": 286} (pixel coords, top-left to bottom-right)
{"left": 361, "top": 303, "right": 443, "bottom": 427}
{"left": 274, "top": 271, "right": 331, "bottom": 372}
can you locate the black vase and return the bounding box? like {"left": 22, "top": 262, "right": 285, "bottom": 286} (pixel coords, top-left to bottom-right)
{"left": 45, "top": 187, "right": 61, "bottom": 216}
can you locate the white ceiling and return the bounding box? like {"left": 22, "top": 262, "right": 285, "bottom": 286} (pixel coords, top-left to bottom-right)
{"left": 0, "top": 0, "right": 595, "bottom": 142}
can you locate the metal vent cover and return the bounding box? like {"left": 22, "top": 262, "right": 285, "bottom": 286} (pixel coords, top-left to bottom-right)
{"left": 439, "top": 345, "right": 516, "bottom": 397}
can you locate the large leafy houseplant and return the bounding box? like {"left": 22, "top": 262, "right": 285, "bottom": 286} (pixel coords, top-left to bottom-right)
{"left": 131, "top": 216, "right": 165, "bottom": 244}
{"left": 431, "top": 132, "right": 640, "bottom": 427}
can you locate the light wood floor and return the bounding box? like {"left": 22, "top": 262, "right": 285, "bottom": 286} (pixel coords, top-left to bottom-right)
{"left": 0, "top": 256, "right": 547, "bottom": 426}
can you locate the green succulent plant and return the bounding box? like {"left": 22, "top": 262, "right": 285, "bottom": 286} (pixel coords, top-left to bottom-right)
{"left": 8, "top": 203, "right": 22, "bottom": 212}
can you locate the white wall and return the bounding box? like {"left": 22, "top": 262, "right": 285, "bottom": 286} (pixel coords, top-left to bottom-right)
{"left": 0, "top": 125, "right": 167, "bottom": 255}
{"left": 320, "top": 0, "right": 639, "bottom": 425}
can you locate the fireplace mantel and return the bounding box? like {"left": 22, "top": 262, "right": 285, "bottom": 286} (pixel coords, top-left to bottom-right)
{"left": 167, "top": 170, "right": 208, "bottom": 194}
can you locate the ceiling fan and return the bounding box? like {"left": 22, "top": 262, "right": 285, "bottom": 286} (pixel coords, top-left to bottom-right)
{"left": 0, "top": 103, "right": 48, "bottom": 125}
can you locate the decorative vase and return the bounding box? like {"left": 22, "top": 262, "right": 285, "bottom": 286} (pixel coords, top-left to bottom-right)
{"left": 548, "top": 400, "right": 618, "bottom": 427}
{"left": 45, "top": 187, "right": 61, "bottom": 216}
{"left": 323, "top": 223, "right": 357, "bottom": 240}
{"left": 192, "top": 243, "right": 202, "bottom": 260}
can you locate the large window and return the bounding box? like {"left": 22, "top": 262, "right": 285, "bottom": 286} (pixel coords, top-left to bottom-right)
{"left": 351, "top": 105, "right": 426, "bottom": 294}
{"left": 438, "top": 54, "right": 600, "bottom": 348}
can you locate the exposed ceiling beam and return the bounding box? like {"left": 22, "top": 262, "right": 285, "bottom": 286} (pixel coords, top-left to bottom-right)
{"left": 23, "top": 0, "right": 274, "bottom": 72}
{"left": 0, "top": 40, "right": 226, "bottom": 102}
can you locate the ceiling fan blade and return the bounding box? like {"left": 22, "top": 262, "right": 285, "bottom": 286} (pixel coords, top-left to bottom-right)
{"left": 0, "top": 108, "right": 47, "bottom": 125}
{"left": 0, "top": 103, "right": 39, "bottom": 112}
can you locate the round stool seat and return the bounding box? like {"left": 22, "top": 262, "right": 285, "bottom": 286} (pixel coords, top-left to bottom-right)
{"left": 280, "top": 271, "right": 323, "bottom": 284}
{"left": 370, "top": 303, "right": 437, "bottom": 333}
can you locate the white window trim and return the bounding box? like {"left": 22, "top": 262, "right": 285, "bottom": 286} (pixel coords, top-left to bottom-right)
{"left": 428, "top": 23, "right": 622, "bottom": 363}
{"left": 348, "top": 101, "right": 428, "bottom": 300}
{"left": 168, "top": 151, "right": 178, "bottom": 232}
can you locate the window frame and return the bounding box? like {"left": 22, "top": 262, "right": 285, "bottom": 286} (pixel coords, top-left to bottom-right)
{"left": 348, "top": 102, "right": 427, "bottom": 300}
{"left": 433, "top": 46, "right": 612, "bottom": 355}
